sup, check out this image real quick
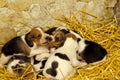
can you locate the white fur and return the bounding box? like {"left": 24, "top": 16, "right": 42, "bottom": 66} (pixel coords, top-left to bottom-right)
{"left": 70, "top": 30, "right": 87, "bottom": 53}
{"left": 29, "top": 46, "right": 49, "bottom": 57}
{"left": 43, "top": 37, "right": 81, "bottom": 80}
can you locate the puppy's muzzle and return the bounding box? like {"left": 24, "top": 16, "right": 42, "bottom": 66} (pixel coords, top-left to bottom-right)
{"left": 46, "top": 36, "right": 53, "bottom": 42}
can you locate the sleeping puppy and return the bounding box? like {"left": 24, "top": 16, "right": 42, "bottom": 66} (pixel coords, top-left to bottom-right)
{"left": 69, "top": 29, "right": 107, "bottom": 65}
{"left": 0, "top": 27, "right": 52, "bottom": 68}
{"left": 7, "top": 53, "right": 32, "bottom": 76}
{"left": 42, "top": 33, "right": 82, "bottom": 80}
{"left": 77, "top": 40, "right": 107, "bottom": 65}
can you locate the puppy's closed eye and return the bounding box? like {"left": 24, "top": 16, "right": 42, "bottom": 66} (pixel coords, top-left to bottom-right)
{"left": 55, "top": 37, "right": 62, "bottom": 42}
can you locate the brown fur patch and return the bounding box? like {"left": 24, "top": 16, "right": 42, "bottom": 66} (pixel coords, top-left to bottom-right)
{"left": 17, "top": 39, "right": 31, "bottom": 55}
{"left": 48, "top": 30, "right": 66, "bottom": 48}
{"left": 26, "top": 27, "right": 43, "bottom": 46}
{"left": 65, "top": 33, "right": 77, "bottom": 41}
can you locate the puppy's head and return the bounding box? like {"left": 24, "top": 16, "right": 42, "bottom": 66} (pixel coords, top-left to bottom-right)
{"left": 48, "top": 30, "right": 66, "bottom": 48}
{"left": 46, "top": 27, "right": 70, "bottom": 48}
{"left": 25, "top": 27, "right": 53, "bottom": 47}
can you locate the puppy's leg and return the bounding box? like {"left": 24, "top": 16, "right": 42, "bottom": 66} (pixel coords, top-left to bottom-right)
{"left": 35, "top": 53, "right": 50, "bottom": 61}
{"left": 0, "top": 54, "right": 12, "bottom": 68}
{"left": 71, "top": 57, "right": 87, "bottom": 67}
{"left": 30, "top": 48, "right": 49, "bottom": 57}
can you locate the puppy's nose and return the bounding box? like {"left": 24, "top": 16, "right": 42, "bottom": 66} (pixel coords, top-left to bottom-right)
{"left": 46, "top": 36, "right": 52, "bottom": 42}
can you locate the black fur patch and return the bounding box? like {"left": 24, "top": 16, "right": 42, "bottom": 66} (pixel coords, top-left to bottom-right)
{"left": 46, "top": 68, "right": 57, "bottom": 77}
{"left": 1, "top": 37, "right": 27, "bottom": 56}
{"left": 60, "top": 29, "right": 70, "bottom": 34}
{"left": 51, "top": 61, "right": 58, "bottom": 69}
{"left": 37, "top": 59, "right": 47, "bottom": 76}
{"left": 45, "top": 61, "right": 58, "bottom": 77}
{"left": 55, "top": 53, "right": 70, "bottom": 61}
{"left": 40, "top": 59, "right": 47, "bottom": 69}
{"left": 81, "top": 40, "right": 107, "bottom": 63}
{"left": 25, "top": 32, "right": 34, "bottom": 47}
{"left": 11, "top": 55, "right": 30, "bottom": 63}
{"left": 73, "top": 30, "right": 78, "bottom": 34}
{"left": 33, "top": 56, "right": 40, "bottom": 64}
{"left": 45, "top": 27, "right": 57, "bottom": 35}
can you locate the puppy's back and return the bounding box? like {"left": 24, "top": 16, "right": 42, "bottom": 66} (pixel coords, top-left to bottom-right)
{"left": 1, "top": 36, "right": 30, "bottom": 56}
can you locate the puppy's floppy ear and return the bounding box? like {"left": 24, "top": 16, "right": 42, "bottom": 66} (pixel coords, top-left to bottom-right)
{"left": 65, "top": 33, "right": 77, "bottom": 41}
{"left": 25, "top": 32, "right": 34, "bottom": 47}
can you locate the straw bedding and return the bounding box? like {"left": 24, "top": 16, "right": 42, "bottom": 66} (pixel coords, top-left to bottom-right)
{"left": 0, "top": 0, "right": 120, "bottom": 80}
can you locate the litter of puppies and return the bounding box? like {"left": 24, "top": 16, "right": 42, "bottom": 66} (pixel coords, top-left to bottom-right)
{"left": 0, "top": 26, "right": 107, "bottom": 80}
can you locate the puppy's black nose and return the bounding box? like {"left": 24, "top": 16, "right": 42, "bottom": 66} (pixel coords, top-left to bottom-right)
{"left": 46, "top": 36, "right": 52, "bottom": 42}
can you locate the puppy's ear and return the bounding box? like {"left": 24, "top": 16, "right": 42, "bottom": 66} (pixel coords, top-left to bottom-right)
{"left": 25, "top": 32, "right": 34, "bottom": 47}
{"left": 65, "top": 33, "right": 77, "bottom": 41}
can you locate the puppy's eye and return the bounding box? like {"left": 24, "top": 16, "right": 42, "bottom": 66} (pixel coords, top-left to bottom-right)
{"left": 55, "top": 37, "right": 60, "bottom": 42}
{"left": 37, "top": 34, "right": 41, "bottom": 38}
{"left": 31, "top": 35, "right": 35, "bottom": 38}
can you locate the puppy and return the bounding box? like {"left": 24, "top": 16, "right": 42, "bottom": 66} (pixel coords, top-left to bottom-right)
{"left": 45, "top": 27, "right": 70, "bottom": 49}
{"left": 70, "top": 29, "right": 107, "bottom": 65}
{"left": 7, "top": 53, "right": 31, "bottom": 76}
{"left": 43, "top": 33, "right": 82, "bottom": 80}
{"left": 77, "top": 40, "right": 107, "bottom": 65}
{"left": 0, "top": 27, "right": 52, "bottom": 67}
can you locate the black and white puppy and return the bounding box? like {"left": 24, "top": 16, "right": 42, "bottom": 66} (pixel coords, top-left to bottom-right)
{"left": 7, "top": 53, "right": 31, "bottom": 76}
{"left": 77, "top": 40, "right": 107, "bottom": 65}
{"left": 0, "top": 27, "right": 52, "bottom": 68}
{"left": 42, "top": 33, "right": 82, "bottom": 80}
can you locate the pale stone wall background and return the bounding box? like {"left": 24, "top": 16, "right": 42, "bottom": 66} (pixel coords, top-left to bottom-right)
{"left": 0, "top": 0, "right": 119, "bottom": 51}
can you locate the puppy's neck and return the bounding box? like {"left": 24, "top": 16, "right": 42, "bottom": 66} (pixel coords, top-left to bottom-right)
{"left": 21, "top": 35, "right": 31, "bottom": 47}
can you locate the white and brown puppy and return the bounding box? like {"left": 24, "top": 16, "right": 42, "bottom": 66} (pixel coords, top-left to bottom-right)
{"left": 0, "top": 27, "right": 52, "bottom": 67}
{"left": 43, "top": 33, "right": 82, "bottom": 80}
